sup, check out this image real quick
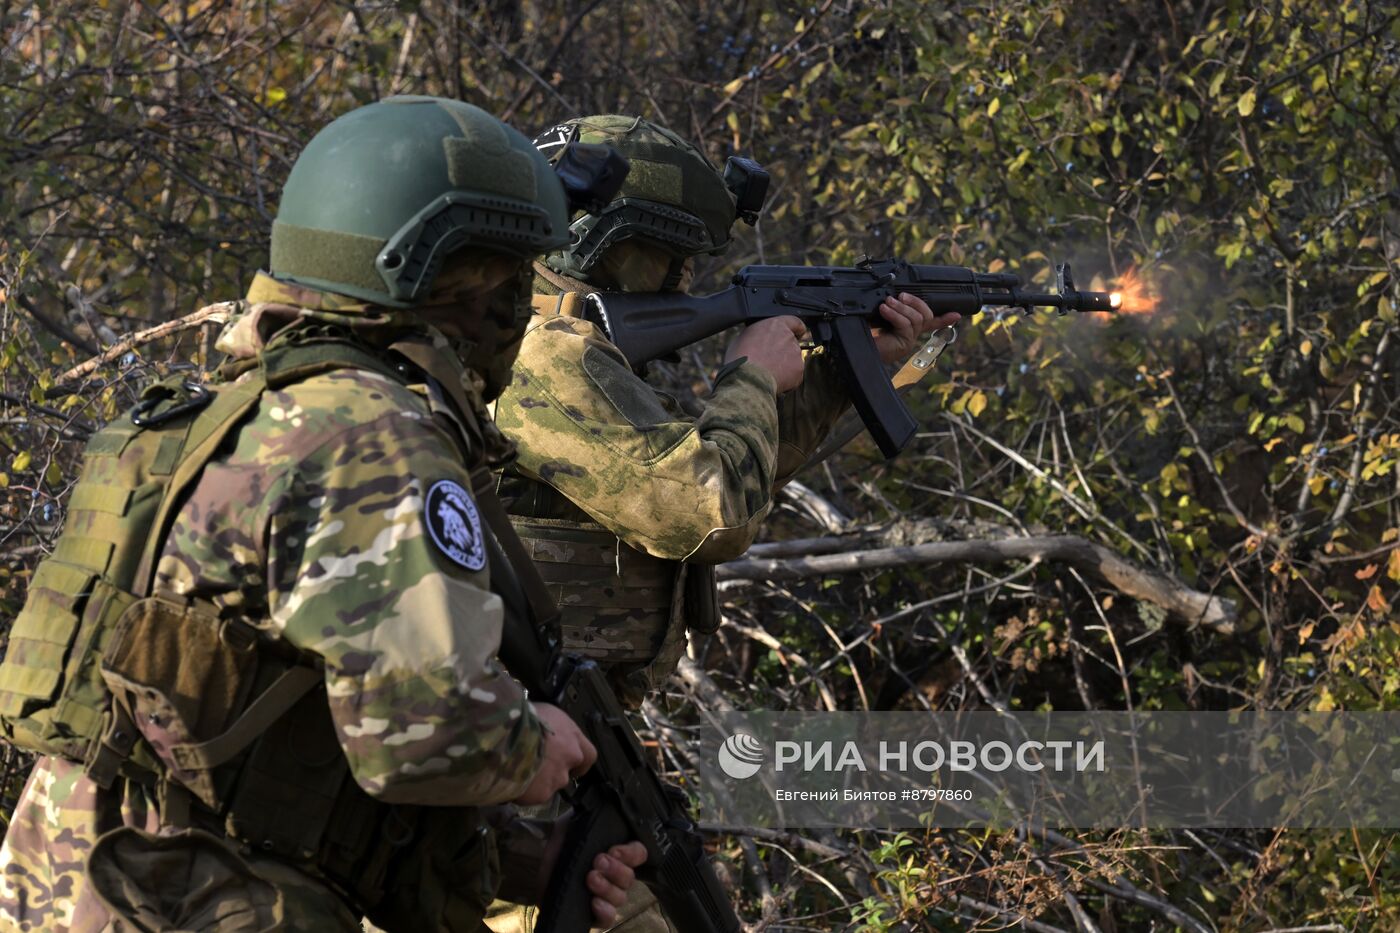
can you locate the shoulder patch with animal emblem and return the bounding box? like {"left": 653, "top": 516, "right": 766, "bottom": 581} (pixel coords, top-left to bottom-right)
{"left": 425, "top": 479, "right": 487, "bottom": 572}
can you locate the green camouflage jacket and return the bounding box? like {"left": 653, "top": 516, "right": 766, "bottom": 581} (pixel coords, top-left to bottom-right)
{"left": 0, "top": 276, "right": 544, "bottom": 931}
{"left": 494, "top": 289, "right": 851, "bottom": 563}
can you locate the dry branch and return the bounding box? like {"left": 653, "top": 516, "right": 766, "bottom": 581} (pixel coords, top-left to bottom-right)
{"left": 55, "top": 302, "right": 239, "bottom": 385}
{"left": 721, "top": 533, "right": 1237, "bottom": 632}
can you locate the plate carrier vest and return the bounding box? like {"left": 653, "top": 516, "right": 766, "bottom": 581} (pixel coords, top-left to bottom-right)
{"left": 0, "top": 325, "right": 441, "bottom": 910}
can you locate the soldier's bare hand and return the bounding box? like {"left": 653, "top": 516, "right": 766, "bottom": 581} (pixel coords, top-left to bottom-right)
{"left": 588, "top": 841, "right": 648, "bottom": 925}
{"left": 514, "top": 703, "right": 597, "bottom": 805}
{"left": 873, "top": 292, "right": 959, "bottom": 365}
{"left": 726, "top": 315, "right": 808, "bottom": 393}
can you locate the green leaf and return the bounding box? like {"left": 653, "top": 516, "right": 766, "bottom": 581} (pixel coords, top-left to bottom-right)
{"left": 1209, "top": 70, "right": 1228, "bottom": 99}
{"left": 1237, "top": 88, "right": 1256, "bottom": 116}
{"left": 12, "top": 451, "right": 31, "bottom": 472}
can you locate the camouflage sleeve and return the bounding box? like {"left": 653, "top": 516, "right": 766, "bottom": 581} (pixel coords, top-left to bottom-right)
{"left": 260, "top": 371, "right": 544, "bottom": 807}
{"left": 496, "top": 315, "right": 780, "bottom": 562}
{"left": 773, "top": 348, "right": 852, "bottom": 485}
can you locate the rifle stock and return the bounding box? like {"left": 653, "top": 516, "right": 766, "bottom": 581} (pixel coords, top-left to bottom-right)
{"left": 586, "top": 288, "right": 752, "bottom": 366}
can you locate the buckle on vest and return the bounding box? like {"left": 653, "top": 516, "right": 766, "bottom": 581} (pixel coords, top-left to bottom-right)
{"left": 131, "top": 380, "right": 212, "bottom": 427}
{"left": 86, "top": 704, "right": 139, "bottom": 789}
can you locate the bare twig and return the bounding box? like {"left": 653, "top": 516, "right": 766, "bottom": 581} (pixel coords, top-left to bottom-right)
{"left": 55, "top": 301, "right": 237, "bottom": 385}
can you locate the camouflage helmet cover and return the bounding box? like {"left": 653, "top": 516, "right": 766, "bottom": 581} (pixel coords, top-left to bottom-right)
{"left": 534, "top": 115, "right": 737, "bottom": 282}
{"left": 271, "top": 96, "right": 571, "bottom": 308}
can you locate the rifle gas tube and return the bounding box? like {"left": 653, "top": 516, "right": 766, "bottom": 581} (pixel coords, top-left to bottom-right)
{"left": 586, "top": 259, "right": 1119, "bottom": 458}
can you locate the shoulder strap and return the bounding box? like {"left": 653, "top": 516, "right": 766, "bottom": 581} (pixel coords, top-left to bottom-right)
{"left": 131, "top": 373, "right": 269, "bottom": 597}
{"left": 260, "top": 331, "right": 404, "bottom": 389}
{"left": 469, "top": 466, "right": 560, "bottom": 631}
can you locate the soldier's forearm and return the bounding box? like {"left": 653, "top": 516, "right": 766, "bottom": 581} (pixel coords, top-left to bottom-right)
{"left": 774, "top": 349, "right": 851, "bottom": 485}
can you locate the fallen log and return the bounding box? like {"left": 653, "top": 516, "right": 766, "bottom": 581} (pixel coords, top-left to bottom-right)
{"left": 720, "top": 533, "right": 1236, "bottom": 633}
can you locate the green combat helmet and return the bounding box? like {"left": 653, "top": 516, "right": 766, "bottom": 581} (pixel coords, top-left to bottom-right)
{"left": 533, "top": 114, "right": 769, "bottom": 289}
{"left": 271, "top": 96, "right": 572, "bottom": 307}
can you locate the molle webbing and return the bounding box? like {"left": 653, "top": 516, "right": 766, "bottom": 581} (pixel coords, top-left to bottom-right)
{"left": 511, "top": 517, "right": 674, "bottom": 663}
{"left": 0, "top": 376, "right": 264, "bottom": 765}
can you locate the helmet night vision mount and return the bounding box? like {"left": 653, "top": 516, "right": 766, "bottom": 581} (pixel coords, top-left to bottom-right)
{"left": 723, "top": 156, "right": 769, "bottom": 225}
{"left": 553, "top": 142, "right": 631, "bottom": 215}
{"left": 532, "top": 115, "right": 770, "bottom": 286}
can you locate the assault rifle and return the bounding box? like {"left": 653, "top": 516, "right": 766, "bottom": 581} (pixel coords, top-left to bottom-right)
{"left": 480, "top": 492, "right": 740, "bottom": 933}
{"left": 585, "top": 259, "right": 1121, "bottom": 458}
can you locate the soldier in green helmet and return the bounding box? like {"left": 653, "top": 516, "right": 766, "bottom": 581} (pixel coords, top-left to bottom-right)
{"left": 488, "top": 114, "right": 958, "bottom": 932}
{"left": 0, "top": 97, "right": 644, "bottom": 931}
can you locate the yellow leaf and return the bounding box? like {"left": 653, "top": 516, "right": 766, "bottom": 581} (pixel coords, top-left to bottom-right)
{"left": 968, "top": 390, "right": 988, "bottom": 417}
{"left": 1367, "top": 585, "right": 1391, "bottom": 614}
{"left": 1237, "top": 88, "right": 1256, "bottom": 116}
{"left": 0, "top": 288, "right": 6, "bottom": 303}
{"left": 265, "top": 86, "right": 287, "bottom": 105}
{"left": 1264, "top": 437, "right": 1284, "bottom": 453}
{"left": 1308, "top": 475, "right": 1326, "bottom": 495}
{"left": 1383, "top": 528, "right": 1400, "bottom": 544}
{"left": 1388, "top": 548, "right": 1400, "bottom": 582}
{"left": 0, "top": 472, "right": 8, "bottom": 488}
{"left": 1298, "top": 620, "right": 1315, "bottom": 643}
{"left": 987, "top": 97, "right": 1001, "bottom": 118}
{"left": 722, "top": 77, "right": 746, "bottom": 96}
{"left": 12, "top": 451, "right": 31, "bottom": 472}
{"left": 1299, "top": 339, "right": 1312, "bottom": 356}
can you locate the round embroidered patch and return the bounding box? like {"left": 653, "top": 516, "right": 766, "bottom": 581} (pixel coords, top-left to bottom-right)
{"left": 425, "top": 479, "right": 487, "bottom": 572}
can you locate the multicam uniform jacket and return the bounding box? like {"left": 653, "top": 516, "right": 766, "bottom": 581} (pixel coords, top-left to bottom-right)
{"left": 0, "top": 276, "right": 544, "bottom": 932}
{"left": 492, "top": 273, "right": 850, "bottom": 699}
